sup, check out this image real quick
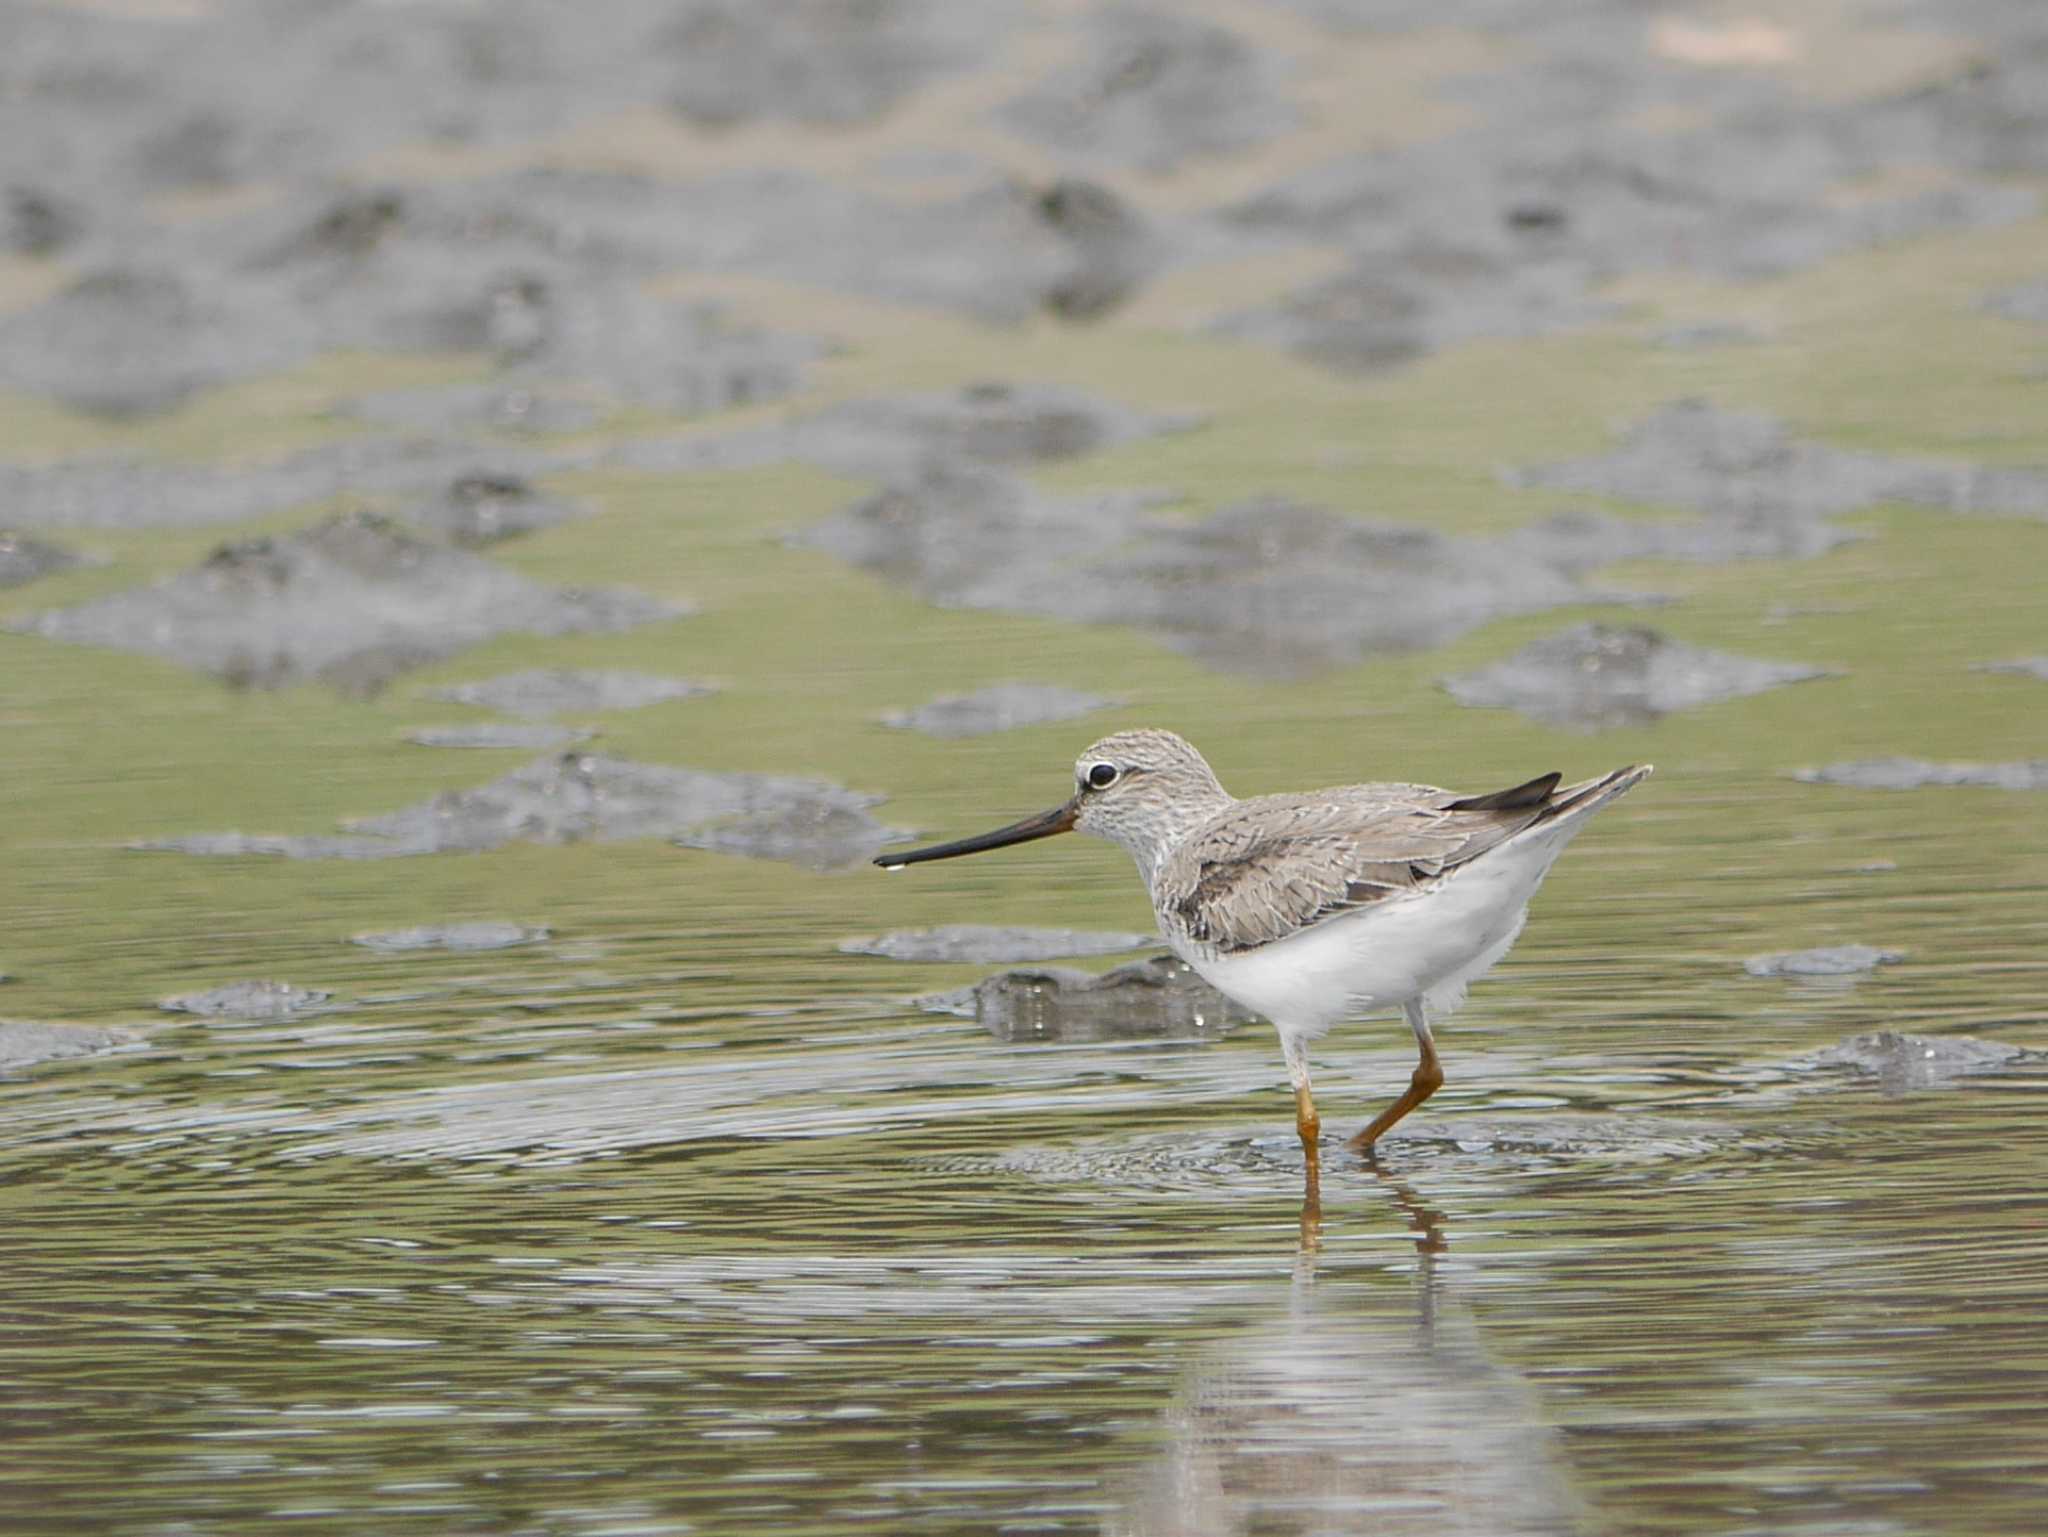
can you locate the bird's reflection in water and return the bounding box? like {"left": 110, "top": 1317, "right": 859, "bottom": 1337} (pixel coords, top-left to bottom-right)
{"left": 1112, "top": 1173, "right": 1581, "bottom": 1537}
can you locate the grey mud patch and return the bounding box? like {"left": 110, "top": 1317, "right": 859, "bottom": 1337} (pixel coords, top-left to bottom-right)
{"left": 158, "top": 981, "right": 334, "bottom": 1020}
{"left": 154, "top": 182, "right": 822, "bottom": 417}
{"left": 1977, "top": 656, "right": 2048, "bottom": 682}
{"left": 142, "top": 752, "right": 905, "bottom": 870}
{"left": 613, "top": 380, "right": 1200, "bottom": 479}
{"left": 1513, "top": 399, "right": 2048, "bottom": 523}
{"left": 9, "top": 511, "right": 681, "bottom": 695}
{"left": 313, "top": 165, "right": 1167, "bottom": 327}
{"left": 687, "top": 170, "right": 1166, "bottom": 323}
{"left": 0, "top": 436, "right": 598, "bottom": 533}
{"left": 9, "top": 0, "right": 2043, "bottom": 406}
{"left": 1745, "top": 944, "right": 1906, "bottom": 979}
{"left": 1067, "top": 500, "right": 1641, "bottom": 678}
{"left": 999, "top": 5, "right": 1299, "bottom": 174}
{"left": 406, "top": 723, "right": 594, "bottom": 751}
{"left": 396, "top": 474, "right": 588, "bottom": 548}
{"left": 1216, "top": 256, "right": 1615, "bottom": 376}
{"left": 474, "top": 281, "right": 821, "bottom": 416}
{"left": 1225, "top": 178, "right": 2029, "bottom": 376}
{"left": 0, "top": 1019, "right": 142, "bottom": 1071}
{"left": 352, "top": 923, "right": 550, "bottom": 954}
{"left": 430, "top": 669, "right": 715, "bottom": 719}
{"left": 1984, "top": 278, "right": 2048, "bottom": 326}
{"left": 3, "top": 186, "right": 82, "bottom": 257}
{"left": 789, "top": 462, "right": 1171, "bottom": 607}
{"left": 1792, "top": 758, "right": 2048, "bottom": 791}
{"left": 922, "top": 954, "right": 1255, "bottom": 1044}
{"left": 0, "top": 531, "right": 84, "bottom": 590}
{"left": 1500, "top": 500, "right": 1863, "bottom": 568}
{"left": 1218, "top": 6, "right": 2043, "bottom": 374}
{"left": 879, "top": 682, "right": 1119, "bottom": 738}
{"left": 0, "top": 184, "right": 826, "bottom": 421}
{"left": 664, "top": 0, "right": 1013, "bottom": 129}
{"left": 797, "top": 472, "right": 1643, "bottom": 678}
{"left": 1441, "top": 622, "right": 1831, "bottom": 732}
{"left": 840, "top": 926, "right": 1156, "bottom": 963}
{"left": 1, "top": 2, "right": 1002, "bottom": 197}
{"left": 1808, "top": 1030, "right": 2033, "bottom": 1092}
{"left": 0, "top": 264, "right": 314, "bottom": 419}
{"left": 675, "top": 800, "right": 911, "bottom": 872}
{"left": 2, "top": 11, "right": 1196, "bottom": 417}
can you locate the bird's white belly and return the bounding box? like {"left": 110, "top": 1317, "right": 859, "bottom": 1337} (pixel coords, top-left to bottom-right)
{"left": 1175, "top": 819, "right": 1577, "bottom": 1033}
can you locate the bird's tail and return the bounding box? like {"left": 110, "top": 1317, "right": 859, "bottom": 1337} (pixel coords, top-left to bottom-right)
{"left": 1541, "top": 763, "right": 1654, "bottom": 826}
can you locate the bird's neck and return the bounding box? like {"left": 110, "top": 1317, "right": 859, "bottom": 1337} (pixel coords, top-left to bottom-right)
{"left": 1125, "top": 787, "right": 1236, "bottom": 889}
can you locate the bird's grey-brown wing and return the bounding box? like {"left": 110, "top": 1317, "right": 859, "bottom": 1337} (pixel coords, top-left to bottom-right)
{"left": 1161, "top": 776, "right": 1561, "bottom": 954}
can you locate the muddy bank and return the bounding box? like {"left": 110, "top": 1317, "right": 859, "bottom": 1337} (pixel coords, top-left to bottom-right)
{"left": 226, "top": 185, "right": 829, "bottom": 411}
{"left": 141, "top": 751, "right": 906, "bottom": 870}
{"left": 3, "top": 2, "right": 1016, "bottom": 197}
{"left": 1515, "top": 399, "right": 2048, "bottom": 523}
{"left": 1220, "top": 5, "right": 2045, "bottom": 374}
{"left": 352, "top": 923, "right": 550, "bottom": 953}
{"left": 435, "top": 167, "right": 1167, "bottom": 324}
{"left": 0, "top": 437, "right": 598, "bottom": 533}
{"left": 1978, "top": 656, "right": 2048, "bottom": 682}
{"left": 11, "top": 512, "right": 681, "bottom": 695}
{"left": 0, "top": 264, "right": 315, "bottom": 419}
{"left": 0, "top": 1019, "right": 141, "bottom": 1071}
{"left": 0, "top": 531, "right": 83, "bottom": 590}
{"left": 397, "top": 474, "right": 588, "bottom": 548}
{"left": 1985, "top": 277, "right": 2048, "bottom": 325}
{"left": 613, "top": 381, "right": 1199, "bottom": 479}
{"left": 675, "top": 798, "right": 910, "bottom": 872}
{"left": 406, "top": 724, "right": 594, "bottom": 751}
{"left": 3, "top": 182, "right": 825, "bottom": 420}
{"left": 1793, "top": 758, "right": 2048, "bottom": 791}
{"left": 430, "top": 669, "right": 714, "bottom": 719}
{"left": 999, "top": 5, "right": 1298, "bottom": 173}
{"left": 788, "top": 461, "right": 1171, "bottom": 609}
{"left": 157, "top": 981, "right": 334, "bottom": 1020}
{"left": 1443, "top": 623, "right": 1830, "bottom": 731}
{"left": 1745, "top": 945, "right": 1905, "bottom": 979}
{"left": 924, "top": 954, "right": 1254, "bottom": 1043}
{"left": 799, "top": 476, "right": 1643, "bottom": 678}
{"left": 6, "top": 0, "right": 2045, "bottom": 437}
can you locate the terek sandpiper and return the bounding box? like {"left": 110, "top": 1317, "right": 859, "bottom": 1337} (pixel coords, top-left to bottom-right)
{"left": 876, "top": 730, "right": 1650, "bottom": 1198}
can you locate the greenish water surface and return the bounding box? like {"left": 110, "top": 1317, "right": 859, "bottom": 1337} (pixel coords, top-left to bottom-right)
{"left": 2, "top": 224, "right": 2046, "bottom": 1536}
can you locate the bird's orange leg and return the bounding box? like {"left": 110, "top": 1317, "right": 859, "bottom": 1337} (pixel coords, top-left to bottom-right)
{"left": 1295, "top": 1082, "right": 1322, "bottom": 1211}
{"left": 1348, "top": 1000, "right": 1443, "bottom": 1154}
{"left": 1283, "top": 1032, "right": 1322, "bottom": 1215}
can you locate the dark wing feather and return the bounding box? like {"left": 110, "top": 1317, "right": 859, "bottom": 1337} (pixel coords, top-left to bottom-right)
{"left": 1160, "top": 783, "right": 1558, "bottom": 954}
{"left": 1446, "top": 771, "right": 1560, "bottom": 812}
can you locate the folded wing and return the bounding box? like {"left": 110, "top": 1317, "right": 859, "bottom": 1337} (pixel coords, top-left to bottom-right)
{"left": 1162, "top": 775, "right": 1566, "bottom": 954}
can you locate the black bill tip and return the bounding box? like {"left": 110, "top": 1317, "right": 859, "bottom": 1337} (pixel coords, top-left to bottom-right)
{"left": 874, "top": 799, "right": 1079, "bottom": 869}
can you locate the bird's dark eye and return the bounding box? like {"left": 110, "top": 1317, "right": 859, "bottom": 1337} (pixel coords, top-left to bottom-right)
{"left": 1086, "top": 762, "right": 1119, "bottom": 789}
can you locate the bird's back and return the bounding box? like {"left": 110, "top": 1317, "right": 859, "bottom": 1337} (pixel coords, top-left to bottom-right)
{"left": 1155, "top": 766, "right": 1649, "bottom": 956}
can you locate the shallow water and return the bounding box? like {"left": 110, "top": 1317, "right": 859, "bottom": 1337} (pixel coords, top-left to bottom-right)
{"left": 3, "top": 728, "right": 2046, "bottom": 1534}
{"left": 6, "top": 2, "right": 2048, "bottom": 1532}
